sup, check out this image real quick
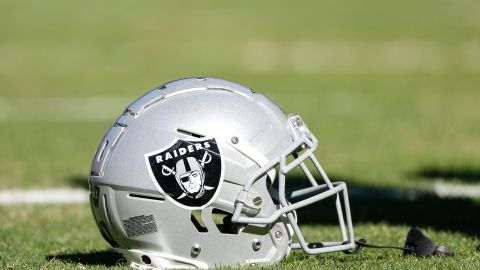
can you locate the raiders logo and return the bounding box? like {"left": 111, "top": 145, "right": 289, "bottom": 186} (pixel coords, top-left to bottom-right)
{"left": 145, "top": 138, "right": 224, "bottom": 210}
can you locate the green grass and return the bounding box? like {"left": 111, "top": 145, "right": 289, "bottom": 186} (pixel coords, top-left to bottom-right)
{"left": 2, "top": 73, "right": 480, "bottom": 189}
{"left": 0, "top": 204, "right": 479, "bottom": 269}
{"left": 1, "top": 0, "right": 480, "bottom": 269}
{"left": 1, "top": 0, "right": 480, "bottom": 188}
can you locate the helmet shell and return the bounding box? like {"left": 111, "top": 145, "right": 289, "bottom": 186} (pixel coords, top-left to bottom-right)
{"left": 89, "top": 78, "right": 295, "bottom": 268}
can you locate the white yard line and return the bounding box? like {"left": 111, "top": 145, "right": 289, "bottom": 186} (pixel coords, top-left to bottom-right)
{"left": 243, "top": 40, "right": 480, "bottom": 73}
{"left": 1, "top": 182, "right": 479, "bottom": 205}
{"left": 434, "top": 182, "right": 480, "bottom": 199}
{"left": 0, "top": 188, "right": 89, "bottom": 205}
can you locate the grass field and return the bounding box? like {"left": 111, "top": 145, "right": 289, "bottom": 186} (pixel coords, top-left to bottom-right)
{"left": 1, "top": 0, "right": 479, "bottom": 269}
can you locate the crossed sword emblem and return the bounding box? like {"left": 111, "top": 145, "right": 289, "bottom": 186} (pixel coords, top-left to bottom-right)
{"left": 161, "top": 151, "right": 212, "bottom": 176}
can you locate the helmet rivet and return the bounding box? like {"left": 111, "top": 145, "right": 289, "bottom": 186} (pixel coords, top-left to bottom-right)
{"left": 191, "top": 244, "right": 201, "bottom": 256}
{"left": 275, "top": 231, "right": 282, "bottom": 239}
{"left": 253, "top": 196, "right": 262, "bottom": 207}
{"left": 252, "top": 239, "right": 261, "bottom": 251}
{"left": 231, "top": 136, "right": 239, "bottom": 144}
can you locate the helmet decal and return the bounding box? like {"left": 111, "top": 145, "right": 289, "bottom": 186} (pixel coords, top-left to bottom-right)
{"left": 145, "top": 138, "right": 224, "bottom": 210}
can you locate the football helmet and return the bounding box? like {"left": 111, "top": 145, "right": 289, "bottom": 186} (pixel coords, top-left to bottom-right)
{"left": 89, "top": 78, "right": 355, "bottom": 269}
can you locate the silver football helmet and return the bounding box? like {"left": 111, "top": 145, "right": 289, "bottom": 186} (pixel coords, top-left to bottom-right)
{"left": 89, "top": 78, "right": 355, "bottom": 269}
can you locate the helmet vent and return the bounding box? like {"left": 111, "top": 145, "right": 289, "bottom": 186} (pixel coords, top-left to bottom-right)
{"left": 177, "top": 128, "right": 205, "bottom": 138}
{"left": 91, "top": 125, "right": 125, "bottom": 176}
{"left": 96, "top": 141, "right": 108, "bottom": 162}
{"left": 212, "top": 208, "right": 241, "bottom": 235}
{"left": 129, "top": 193, "right": 165, "bottom": 202}
{"left": 190, "top": 211, "right": 208, "bottom": 233}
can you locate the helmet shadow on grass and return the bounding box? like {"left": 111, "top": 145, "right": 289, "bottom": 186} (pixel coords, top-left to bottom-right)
{"left": 409, "top": 166, "right": 480, "bottom": 183}
{"left": 46, "top": 250, "right": 124, "bottom": 266}
{"left": 290, "top": 174, "right": 480, "bottom": 236}
{"left": 66, "top": 169, "right": 480, "bottom": 237}
{"left": 67, "top": 174, "right": 90, "bottom": 189}
{"left": 48, "top": 170, "right": 479, "bottom": 267}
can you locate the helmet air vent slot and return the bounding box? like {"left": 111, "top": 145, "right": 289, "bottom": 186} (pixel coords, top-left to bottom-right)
{"left": 177, "top": 128, "right": 205, "bottom": 138}
{"left": 129, "top": 193, "right": 165, "bottom": 202}
{"left": 212, "top": 208, "right": 241, "bottom": 234}
{"left": 91, "top": 125, "right": 125, "bottom": 176}
{"left": 190, "top": 211, "right": 208, "bottom": 233}
{"left": 97, "top": 141, "right": 108, "bottom": 162}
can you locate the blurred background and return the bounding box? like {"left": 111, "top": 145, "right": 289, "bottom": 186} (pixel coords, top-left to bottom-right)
{"left": 1, "top": 0, "right": 479, "bottom": 189}
{"left": 0, "top": 0, "right": 479, "bottom": 268}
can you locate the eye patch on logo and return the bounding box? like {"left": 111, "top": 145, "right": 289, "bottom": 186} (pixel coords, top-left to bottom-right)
{"left": 180, "top": 172, "right": 195, "bottom": 182}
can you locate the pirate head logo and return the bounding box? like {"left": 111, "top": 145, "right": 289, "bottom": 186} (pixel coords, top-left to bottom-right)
{"left": 145, "top": 138, "right": 224, "bottom": 210}
{"left": 172, "top": 155, "right": 215, "bottom": 199}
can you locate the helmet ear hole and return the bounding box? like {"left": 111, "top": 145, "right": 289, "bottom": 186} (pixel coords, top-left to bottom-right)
{"left": 190, "top": 211, "right": 208, "bottom": 233}
{"left": 212, "top": 208, "right": 242, "bottom": 234}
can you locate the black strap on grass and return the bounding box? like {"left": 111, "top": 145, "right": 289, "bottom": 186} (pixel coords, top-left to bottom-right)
{"left": 343, "top": 238, "right": 414, "bottom": 254}
{"left": 344, "top": 227, "right": 454, "bottom": 257}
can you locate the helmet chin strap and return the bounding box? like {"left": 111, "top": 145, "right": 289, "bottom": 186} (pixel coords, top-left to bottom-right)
{"left": 344, "top": 227, "right": 454, "bottom": 257}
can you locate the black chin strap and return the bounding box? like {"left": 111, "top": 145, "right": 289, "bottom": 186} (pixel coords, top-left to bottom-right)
{"left": 344, "top": 239, "right": 414, "bottom": 254}
{"left": 344, "top": 227, "right": 454, "bottom": 257}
